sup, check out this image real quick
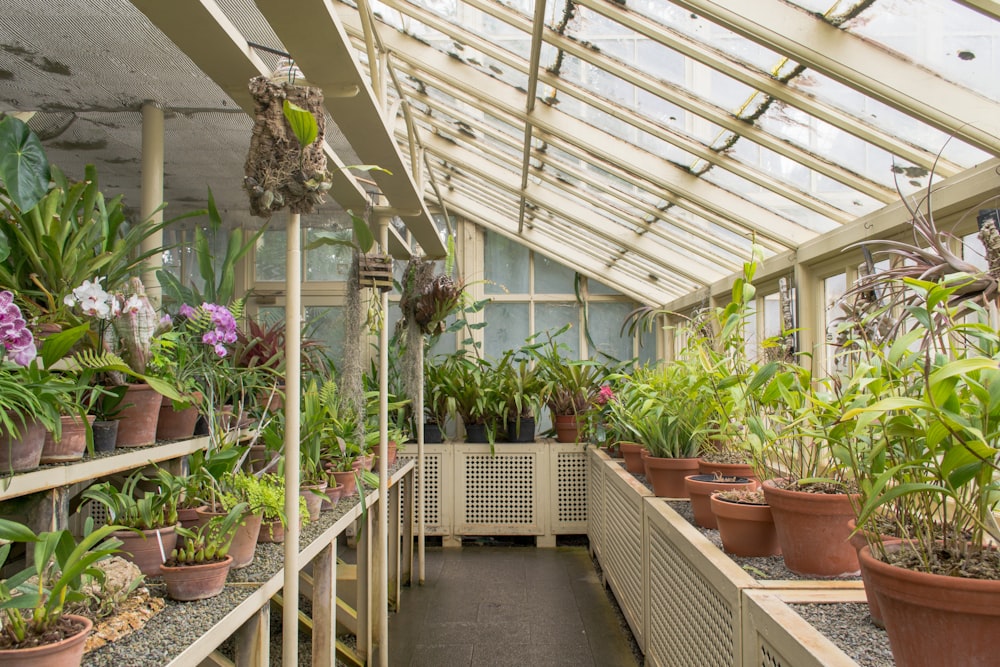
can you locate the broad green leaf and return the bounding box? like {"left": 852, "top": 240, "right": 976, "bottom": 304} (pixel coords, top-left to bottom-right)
{"left": 348, "top": 209, "right": 375, "bottom": 253}
{"left": 282, "top": 100, "right": 319, "bottom": 148}
{"left": 0, "top": 116, "right": 50, "bottom": 212}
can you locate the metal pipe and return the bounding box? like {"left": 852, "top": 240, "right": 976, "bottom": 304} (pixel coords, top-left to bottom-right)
{"left": 377, "top": 215, "right": 390, "bottom": 666}
{"left": 282, "top": 212, "right": 302, "bottom": 666}
{"left": 417, "top": 338, "right": 425, "bottom": 583}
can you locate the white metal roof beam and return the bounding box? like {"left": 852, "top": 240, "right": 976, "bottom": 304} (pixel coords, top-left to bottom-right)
{"left": 252, "top": 0, "right": 446, "bottom": 258}
{"left": 380, "top": 0, "right": 888, "bottom": 211}
{"left": 673, "top": 0, "right": 1000, "bottom": 156}
{"left": 517, "top": 0, "right": 548, "bottom": 234}
{"left": 573, "top": 0, "right": 961, "bottom": 178}
{"left": 418, "top": 128, "right": 722, "bottom": 287}
{"left": 954, "top": 1, "right": 1000, "bottom": 23}
{"left": 340, "top": 12, "right": 813, "bottom": 251}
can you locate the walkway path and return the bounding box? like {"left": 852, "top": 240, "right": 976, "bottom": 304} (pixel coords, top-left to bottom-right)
{"left": 387, "top": 545, "right": 639, "bottom": 667}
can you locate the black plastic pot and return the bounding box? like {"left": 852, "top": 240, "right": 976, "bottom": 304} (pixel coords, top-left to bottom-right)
{"left": 92, "top": 420, "right": 119, "bottom": 453}
{"left": 506, "top": 417, "right": 535, "bottom": 443}
{"left": 464, "top": 422, "right": 488, "bottom": 443}
{"left": 424, "top": 422, "right": 443, "bottom": 444}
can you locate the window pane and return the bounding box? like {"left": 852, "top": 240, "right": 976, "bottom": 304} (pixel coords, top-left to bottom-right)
{"left": 305, "top": 306, "right": 345, "bottom": 370}
{"left": 483, "top": 302, "right": 529, "bottom": 358}
{"left": 535, "top": 303, "right": 580, "bottom": 359}
{"left": 305, "top": 228, "right": 353, "bottom": 282}
{"left": 534, "top": 254, "right": 575, "bottom": 294}
{"left": 587, "top": 302, "right": 635, "bottom": 362}
{"left": 484, "top": 231, "right": 529, "bottom": 294}
{"left": 638, "top": 325, "right": 657, "bottom": 366}
{"left": 588, "top": 277, "right": 622, "bottom": 296}
{"left": 255, "top": 229, "right": 288, "bottom": 282}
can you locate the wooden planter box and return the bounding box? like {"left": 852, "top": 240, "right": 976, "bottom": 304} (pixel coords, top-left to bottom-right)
{"left": 358, "top": 253, "right": 393, "bottom": 291}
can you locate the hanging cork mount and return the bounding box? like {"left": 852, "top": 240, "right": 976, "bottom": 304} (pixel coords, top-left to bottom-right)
{"left": 244, "top": 75, "right": 332, "bottom": 217}
{"left": 358, "top": 253, "right": 394, "bottom": 292}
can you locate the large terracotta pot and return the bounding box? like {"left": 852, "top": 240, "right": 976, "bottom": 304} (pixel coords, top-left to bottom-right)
{"left": 0, "top": 613, "right": 92, "bottom": 667}
{"left": 320, "top": 482, "right": 345, "bottom": 511}
{"left": 0, "top": 413, "right": 46, "bottom": 473}
{"left": 710, "top": 493, "right": 781, "bottom": 557}
{"left": 112, "top": 525, "right": 178, "bottom": 577}
{"left": 372, "top": 440, "right": 398, "bottom": 466}
{"left": 553, "top": 414, "right": 581, "bottom": 443}
{"left": 331, "top": 470, "right": 357, "bottom": 496}
{"left": 195, "top": 507, "right": 262, "bottom": 569}
{"left": 697, "top": 458, "right": 758, "bottom": 486}
{"left": 618, "top": 441, "right": 646, "bottom": 474}
{"left": 40, "top": 414, "right": 94, "bottom": 464}
{"left": 860, "top": 543, "right": 1000, "bottom": 667}
{"left": 642, "top": 455, "right": 700, "bottom": 498}
{"left": 116, "top": 384, "right": 162, "bottom": 447}
{"left": 300, "top": 481, "right": 327, "bottom": 522}
{"left": 762, "top": 479, "right": 859, "bottom": 577}
{"left": 258, "top": 517, "right": 286, "bottom": 543}
{"left": 684, "top": 474, "right": 756, "bottom": 529}
{"left": 160, "top": 555, "right": 233, "bottom": 601}
{"left": 847, "top": 519, "right": 902, "bottom": 628}
{"left": 156, "top": 393, "right": 201, "bottom": 441}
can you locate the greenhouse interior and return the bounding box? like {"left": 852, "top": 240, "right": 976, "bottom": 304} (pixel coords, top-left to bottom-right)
{"left": 0, "top": 0, "right": 998, "bottom": 666}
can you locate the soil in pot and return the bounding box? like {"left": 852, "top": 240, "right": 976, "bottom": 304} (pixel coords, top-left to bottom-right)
{"left": 0, "top": 613, "right": 92, "bottom": 666}
{"left": 684, "top": 474, "right": 756, "bottom": 529}
{"left": 160, "top": 555, "right": 233, "bottom": 601}
{"left": 762, "top": 479, "right": 860, "bottom": 578}
{"left": 697, "top": 457, "right": 757, "bottom": 486}
{"left": 194, "top": 507, "right": 262, "bottom": 569}
{"left": 320, "top": 482, "right": 345, "bottom": 511}
{"left": 618, "top": 441, "right": 646, "bottom": 474}
{"left": 710, "top": 492, "right": 781, "bottom": 557}
{"left": 40, "top": 414, "right": 94, "bottom": 464}
{"left": 0, "top": 413, "right": 46, "bottom": 473}
{"left": 91, "top": 419, "right": 118, "bottom": 453}
{"left": 113, "top": 525, "right": 178, "bottom": 577}
{"left": 643, "top": 455, "right": 700, "bottom": 498}
{"left": 859, "top": 542, "right": 1000, "bottom": 667}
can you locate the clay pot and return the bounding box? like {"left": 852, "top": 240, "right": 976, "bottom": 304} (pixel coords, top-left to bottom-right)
{"left": 320, "top": 483, "right": 345, "bottom": 511}
{"left": 91, "top": 419, "right": 118, "bottom": 453}
{"left": 40, "top": 414, "right": 94, "bottom": 464}
{"left": 195, "top": 507, "right": 262, "bottom": 569}
{"left": 160, "top": 555, "right": 233, "bottom": 601}
{"left": 847, "top": 519, "right": 902, "bottom": 628}
{"left": 642, "top": 455, "right": 700, "bottom": 498}
{"left": 300, "top": 481, "right": 327, "bottom": 521}
{"left": 762, "top": 479, "right": 859, "bottom": 577}
{"left": 618, "top": 441, "right": 646, "bottom": 474}
{"left": 116, "top": 384, "right": 162, "bottom": 447}
{"left": 258, "top": 517, "right": 285, "bottom": 543}
{"left": 684, "top": 474, "right": 756, "bottom": 529}
{"left": 697, "top": 458, "right": 758, "bottom": 487}
{"left": 331, "top": 470, "right": 357, "bottom": 496}
{"left": 0, "top": 413, "right": 46, "bottom": 473}
{"left": 859, "top": 542, "right": 1000, "bottom": 667}
{"left": 112, "top": 524, "right": 178, "bottom": 577}
{"left": 372, "top": 440, "right": 398, "bottom": 467}
{"left": 176, "top": 506, "right": 205, "bottom": 531}
{"left": 553, "top": 414, "right": 581, "bottom": 443}
{"left": 710, "top": 493, "right": 781, "bottom": 557}
{"left": 156, "top": 393, "right": 201, "bottom": 441}
{"left": 0, "top": 613, "right": 92, "bottom": 666}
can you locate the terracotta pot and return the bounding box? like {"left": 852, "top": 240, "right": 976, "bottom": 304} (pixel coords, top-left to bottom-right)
{"left": 320, "top": 483, "right": 345, "bottom": 511}
{"left": 176, "top": 506, "right": 205, "bottom": 531}
{"left": 710, "top": 493, "right": 781, "bottom": 557}
{"left": 0, "top": 613, "right": 92, "bottom": 667}
{"left": 0, "top": 413, "right": 46, "bottom": 473}
{"left": 684, "top": 474, "right": 756, "bottom": 529}
{"left": 160, "top": 555, "right": 233, "bottom": 601}
{"left": 112, "top": 524, "right": 178, "bottom": 577}
{"left": 194, "top": 507, "right": 262, "bottom": 569}
{"left": 246, "top": 444, "right": 273, "bottom": 473}
{"left": 372, "top": 440, "right": 398, "bottom": 467}
{"left": 91, "top": 419, "right": 118, "bottom": 453}
{"left": 642, "top": 455, "right": 700, "bottom": 498}
{"left": 847, "top": 519, "right": 902, "bottom": 629}
{"left": 762, "top": 480, "right": 860, "bottom": 577}
{"left": 115, "top": 384, "right": 162, "bottom": 447}
{"left": 40, "top": 414, "right": 94, "bottom": 464}
{"left": 331, "top": 470, "right": 357, "bottom": 496}
{"left": 258, "top": 517, "right": 285, "bottom": 543}
{"left": 300, "top": 481, "right": 327, "bottom": 521}
{"left": 860, "top": 542, "right": 1000, "bottom": 667}
{"left": 156, "top": 393, "right": 201, "bottom": 441}
{"left": 697, "top": 458, "right": 758, "bottom": 487}
{"left": 553, "top": 414, "right": 581, "bottom": 443}
{"left": 618, "top": 441, "right": 646, "bottom": 474}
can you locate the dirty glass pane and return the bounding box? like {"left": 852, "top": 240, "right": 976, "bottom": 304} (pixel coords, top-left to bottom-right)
{"left": 535, "top": 303, "right": 580, "bottom": 359}
{"left": 485, "top": 231, "right": 529, "bottom": 295}
{"left": 535, "top": 253, "right": 576, "bottom": 294}
{"left": 588, "top": 278, "right": 622, "bottom": 296}
{"left": 483, "top": 302, "right": 529, "bottom": 358}
{"left": 588, "top": 301, "right": 635, "bottom": 362}
{"left": 305, "top": 306, "right": 345, "bottom": 370}
{"left": 305, "top": 228, "right": 353, "bottom": 282}
{"left": 255, "top": 229, "right": 289, "bottom": 282}
{"left": 638, "top": 325, "right": 657, "bottom": 366}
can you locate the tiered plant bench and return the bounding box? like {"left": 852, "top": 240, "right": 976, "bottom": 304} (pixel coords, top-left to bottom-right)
{"left": 588, "top": 447, "right": 876, "bottom": 667}
{"left": 398, "top": 440, "right": 588, "bottom": 547}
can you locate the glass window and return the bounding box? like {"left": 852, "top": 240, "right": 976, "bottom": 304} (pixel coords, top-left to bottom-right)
{"left": 255, "top": 229, "right": 288, "bottom": 282}
{"left": 484, "top": 231, "right": 529, "bottom": 294}
{"left": 305, "top": 228, "right": 353, "bottom": 282}
{"left": 587, "top": 302, "right": 636, "bottom": 362}
{"left": 638, "top": 324, "right": 657, "bottom": 366}
{"left": 763, "top": 292, "right": 782, "bottom": 339}
{"left": 824, "top": 272, "right": 848, "bottom": 374}
{"left": 534, "top": 254, "right": 576, "bottom": 294}
{"left": 305, "top": 306, "right": 345, "bottom": 370}
{"left": 482, "top": 302, "right": 530, "bottom": 358}
{"left": 588, "top": 277, "right": 622, "bottom": 296}
{"left": 535, "top": 303, "right": 580, "bottom": 359}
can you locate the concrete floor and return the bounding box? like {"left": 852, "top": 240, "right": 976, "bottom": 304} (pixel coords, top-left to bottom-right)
{"left": 385, "top": 544, "right": 639, "bottom": 667}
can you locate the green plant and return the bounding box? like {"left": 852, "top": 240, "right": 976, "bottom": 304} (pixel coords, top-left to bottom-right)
{"left": 423, "top": 355, "right": 456, "bottom": 429}
{"left": 436, "top": 352, "right": 503, "bottom": 443}
{"left": 171, "top": 501, "right": 249, "bottom": 565}
{"left": 216, "top": 471, "right": 305, "bottom": 526}
{"left": 0, "top": 518, "right": 122, "bottom": 645}
{"left": 82, "top": 469, "right": 179, "bottom": 531}
{"left": 527, "top": 326, "right": 608, "bottom": 417}
{"left": 626, "top": 363, "right": 711, "bottom": 458}
{"left": 494, "top": 347, "right": 545, "bottom": 428}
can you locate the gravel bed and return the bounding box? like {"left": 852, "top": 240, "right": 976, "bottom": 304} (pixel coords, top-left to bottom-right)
{"left": 792, "top": 604, "right": 894, "bottom": 667}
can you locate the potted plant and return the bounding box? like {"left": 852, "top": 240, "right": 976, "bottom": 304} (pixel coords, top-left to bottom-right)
{"left": 0, "top": 518, "right": 123, "bottom": 666}
{"left": 195, "top": 469, "right": 277, "bottom": 568}
{"left": 437, "top": 352, "right": 502, "bottom": 444}
{"left": 85, "top": 384, "right": 128, "bottom": 453}
{"left": 81, "top": 469, "right": 180, "bottom": 577}
{"left": 494, "top": 348, "right": 544, "bottom": 443}
{"left": 423, "top": 355, "right": 454, "bottom": 443}
{"left": 710, "top": 488, "right": 781, "bottom": 557}
{"left": 160, "top": 501, "right": 249, "bottom": 601}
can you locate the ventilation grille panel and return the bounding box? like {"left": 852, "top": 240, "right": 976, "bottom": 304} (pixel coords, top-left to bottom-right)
{"left": 555, "top": 451, "right": 587, "bottom": 526}
{"left": 398, "top": 451, "right": 444, "bottom": 533}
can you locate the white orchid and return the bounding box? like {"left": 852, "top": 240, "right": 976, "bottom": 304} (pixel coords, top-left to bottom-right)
{"left": 64, "top": 277, "right": 120, "bottom": 320}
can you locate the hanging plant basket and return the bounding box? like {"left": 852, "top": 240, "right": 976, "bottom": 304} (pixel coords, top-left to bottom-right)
{"left": 358, "top": 253, "right": 393, "bottom": 291}
{"left": 244, "top": 75, "right": 331, "bottom": 218}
